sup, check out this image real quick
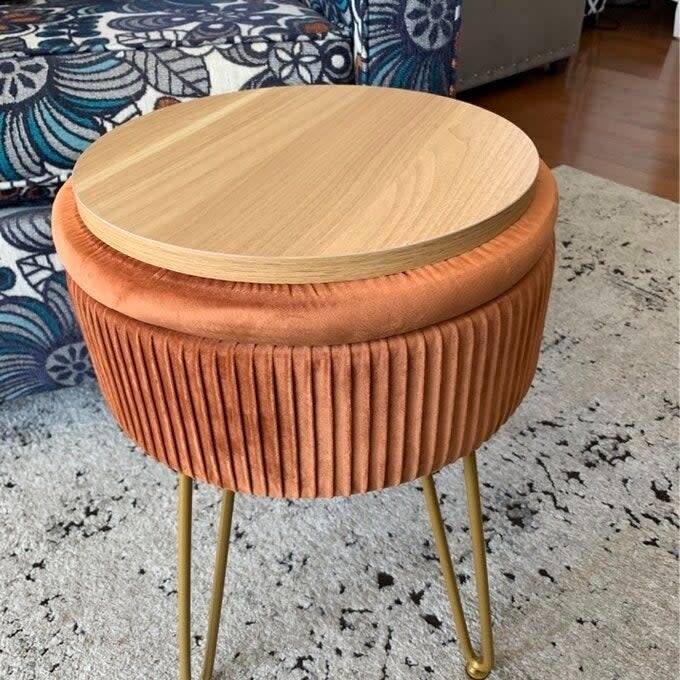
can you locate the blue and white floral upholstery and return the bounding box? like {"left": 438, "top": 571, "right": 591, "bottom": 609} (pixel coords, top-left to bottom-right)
{"left": 0, "top": 0, "right": 354, "bottom": 204}
{"left": 298, "top": 0, "right": 351, "bottom": 29}
{"left": 300, "top": 1, "right": 462, "bottom": 94}
{"left": 0, "top": 204, "right": 91, "bottom": 400}
{"left": 0, "top": 0, "right": 462, "bottom": 403}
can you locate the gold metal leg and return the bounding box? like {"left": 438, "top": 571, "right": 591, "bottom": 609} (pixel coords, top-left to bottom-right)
{"left": 178, "top": 475, "right": 193, "bottom": 680}
{"left": 177, "top": 473, "right": 235, "bottom": 680}
{"left": 177, "top": 459, "right": 490, "bottom": 679}
{"left": 422, "top": 453, "right": 494, "bottom": 680}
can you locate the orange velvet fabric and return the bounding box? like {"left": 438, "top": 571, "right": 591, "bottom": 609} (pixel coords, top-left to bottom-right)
{"left": 54, "top": 164, "right": 558, "bottom": 498}
{"left": 67, "top": 244, "right": 553, "bottom": 497}
{"left": 54, "top": 163, "right": 557, "bottom": 346}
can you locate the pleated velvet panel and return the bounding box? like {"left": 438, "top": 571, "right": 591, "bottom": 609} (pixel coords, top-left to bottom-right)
{"left": 67, "top": 243, "right": 554, "bottom": 499}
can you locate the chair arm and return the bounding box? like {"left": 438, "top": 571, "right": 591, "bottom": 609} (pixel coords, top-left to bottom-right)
{"left": 301, "top": 0, "right": 462, "bottom": 95}
{"left": 299, "top": 0, "right": 463, "bottom": 96}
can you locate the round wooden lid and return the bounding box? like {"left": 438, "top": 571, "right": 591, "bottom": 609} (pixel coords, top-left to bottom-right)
{"left": 72, "top": 85, "right": 539, "bottom": 284}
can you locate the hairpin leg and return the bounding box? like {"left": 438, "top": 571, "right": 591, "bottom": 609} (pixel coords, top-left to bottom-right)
{"left": 422, "top": 453, "right": 494, "bottom": 679}
{"left": 177, "top": 474, "right": 235, "bottom": 680}
{"left": 176, "top": 456, "right": 492, "bottom": 680}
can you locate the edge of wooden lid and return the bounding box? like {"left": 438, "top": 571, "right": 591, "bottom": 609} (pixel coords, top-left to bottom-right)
{"left": 73, "top": 182, "right": 536, "bottom": 283}
{"left": 72, "top": 86, "right": 539, "bottom": 284}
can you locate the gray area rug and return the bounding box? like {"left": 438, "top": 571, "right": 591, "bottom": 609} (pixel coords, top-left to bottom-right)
{"left": 1, "top": 167, "right": 678, "bottom": 680}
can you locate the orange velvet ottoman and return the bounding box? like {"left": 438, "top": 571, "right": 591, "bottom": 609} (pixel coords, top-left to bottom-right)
{"left": 52, "top": 86, "right": 557, "bottom": 680}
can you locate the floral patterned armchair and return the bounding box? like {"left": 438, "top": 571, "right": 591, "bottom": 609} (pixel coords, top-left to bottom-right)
{"left": 0, "top": 0, "right": 462, "bottom": 403}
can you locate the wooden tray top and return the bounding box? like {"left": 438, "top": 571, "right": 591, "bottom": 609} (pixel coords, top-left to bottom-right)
{"left": 72, "top": 85, "right": 539, "bottom": 284}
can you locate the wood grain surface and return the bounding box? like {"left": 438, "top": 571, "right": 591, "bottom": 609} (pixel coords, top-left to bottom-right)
{"left": 72, "top": 85, "right": 539, "bottom": 283}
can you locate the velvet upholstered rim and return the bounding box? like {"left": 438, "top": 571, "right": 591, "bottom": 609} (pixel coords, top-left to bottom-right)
{"left": 68, "top": 245, "right": 554, "bottom": 498}
{"left": 52, "top": 163, "right": 557, "bottom": 346}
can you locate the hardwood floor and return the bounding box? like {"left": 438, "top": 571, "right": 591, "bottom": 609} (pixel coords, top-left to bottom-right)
{"left": 460, "top": 0, "right": 679, "bottom": 201}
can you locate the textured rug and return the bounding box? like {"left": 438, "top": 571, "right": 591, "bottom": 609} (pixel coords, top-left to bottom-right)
{"left": 1, "top": 167, "right": 678, "bottom": 680}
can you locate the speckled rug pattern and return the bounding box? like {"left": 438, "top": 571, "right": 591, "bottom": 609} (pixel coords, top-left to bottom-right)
{"left": 1, "top": 167, "right": 678, "bottom": 680}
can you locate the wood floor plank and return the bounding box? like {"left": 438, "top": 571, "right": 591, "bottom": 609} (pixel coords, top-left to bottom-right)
{"left": 461, "top": 1, "right": 679, "bottom": 201}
